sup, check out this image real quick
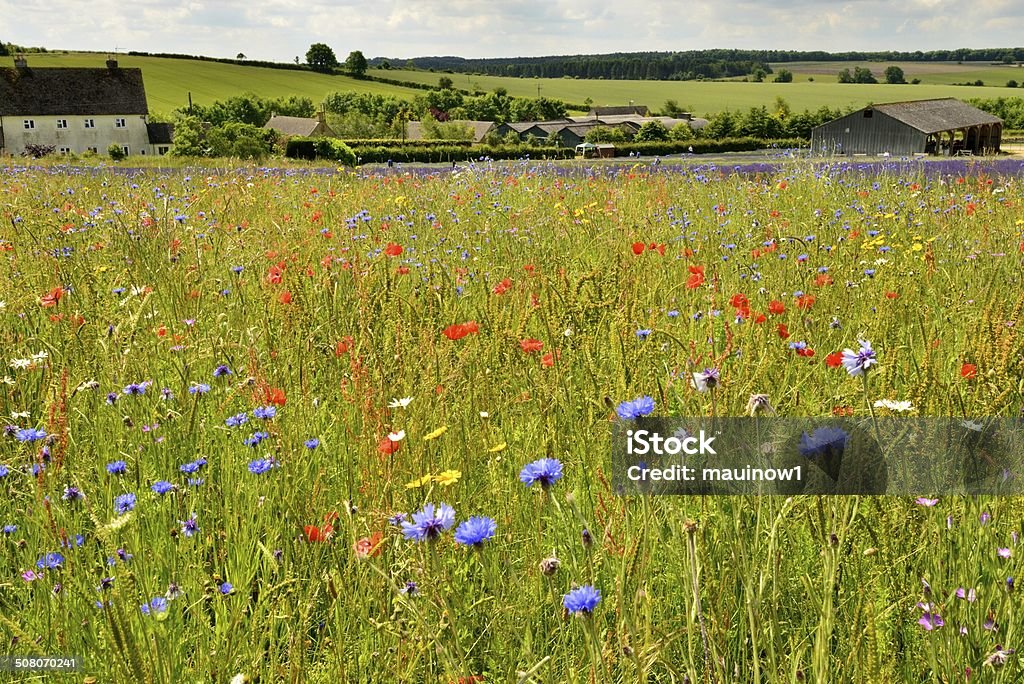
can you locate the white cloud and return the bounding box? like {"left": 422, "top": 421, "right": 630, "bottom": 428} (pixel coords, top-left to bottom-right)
{"left": 2, "top": 0, "right": 1023, "bottom": 60}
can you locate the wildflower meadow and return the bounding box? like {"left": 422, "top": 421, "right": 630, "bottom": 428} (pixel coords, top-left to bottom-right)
{"left": 1, "top": 157, "right": 1023, "bottom": 682}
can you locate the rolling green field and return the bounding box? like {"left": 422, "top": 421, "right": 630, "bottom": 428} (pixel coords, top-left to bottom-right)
{"left": 9, "top": 53, "right": 1024, "bottom": 120}
{"left": 374, "top": 67, "right": 1021, "bottom": 117}
{"left": 1, "top": 158, "right": 1023, "bottom": 682}
{"left": 11, "top": 53, "right": 423, "bottom": 115}
{"left": 775, "top": 60, "right": 1024, "bottom": 86}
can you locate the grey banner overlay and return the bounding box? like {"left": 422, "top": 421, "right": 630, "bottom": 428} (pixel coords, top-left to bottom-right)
{"left": 611, "top": 418, "right": 1024, "bottom": 495}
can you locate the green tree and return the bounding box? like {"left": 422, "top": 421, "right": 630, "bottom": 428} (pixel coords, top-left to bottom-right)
{"left": 751, "top": 68, "right": 767, "bottom": 82}
{"left": 837, "top": 68, "right": 853, "bottom": 84}
{"left": 669, "top": 122, "right": 694, "bottom": 141}
{"left": 584, "top": 126, "right": 628, "bottom": 143}
{"left": 773, "top": 69, "right": 793, "bottom": 83}
{"left": 205, "top": 122, "right": 276, "bottom": 159}
{"left": 633, "top": 121, "right": 670, "bottom": 142}
{"left": 1008, "top": 80, "right": 1019, "bottom": 88}
{"left": 703, "top": 110, "right": 738, "bottom": 139}
{"left": 884, "top": 66, "right": 906, "bottom": 84}
{"left": 306, "top": 43, "right": 338, "bottom": 72}
{"left": 853, "top": 66, "right": 877, "bottom": 83}
{"left": 0, "top": 41, "right": 8, "bottom": 57}
{"left": 438, "top": 76, "right": 454, "bottom": 90}
{"left": 169, "top": 116, "right": 209, "bottom": 157}
{"left": 345, "top": 50, "right": 368, "bottom": 78}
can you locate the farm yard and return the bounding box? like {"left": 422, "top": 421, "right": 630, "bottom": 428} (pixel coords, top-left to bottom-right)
{"left": 1, "top": 155, "right": 1023, "bottom": 682}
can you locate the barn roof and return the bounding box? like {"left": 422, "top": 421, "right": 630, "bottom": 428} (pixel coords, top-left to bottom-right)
{"left": 0, "top": 65, "right": 149, "bottom": 116}
{"left": 146, "top": 122, "right": 174, "bottom": 145}
{"left": 264, "top": 116, "right": 321, "bottom": 137}
{"left": 870, "top": 99, "right": 1002, "bottom": 134}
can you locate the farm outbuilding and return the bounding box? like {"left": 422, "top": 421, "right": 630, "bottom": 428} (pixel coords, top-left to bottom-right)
{"left": 811, "top": 99, "right": 1002, "bottom": 157}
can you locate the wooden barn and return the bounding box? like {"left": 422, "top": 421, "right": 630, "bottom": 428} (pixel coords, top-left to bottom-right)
{"left": 811, "top": 99, "right": 1002, "bottom": 157}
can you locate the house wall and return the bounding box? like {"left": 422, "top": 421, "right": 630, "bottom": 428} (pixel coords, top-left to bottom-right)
{"left": 811, "top": 110, "right": 926, "bottom": 156}
{"left": 0, "top": 114, "right": 153, "bottom": 156}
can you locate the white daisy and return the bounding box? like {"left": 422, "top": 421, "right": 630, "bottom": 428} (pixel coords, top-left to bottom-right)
{"left": 387, "top": 430, "right": 406, "bottom": 442}
{"left": 388, "top": 397, "right": 414, "bottom": 409}
{"left": 873, "top": 399, "right": 914, "bottom": 412}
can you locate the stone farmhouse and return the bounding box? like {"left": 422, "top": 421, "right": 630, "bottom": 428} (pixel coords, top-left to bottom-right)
{"left": 0, "top": 55, "right": 173, "bottom": 157}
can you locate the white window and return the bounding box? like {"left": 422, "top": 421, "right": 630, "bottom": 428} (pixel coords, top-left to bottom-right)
{"left": 57, "top": 119, "right": 68, "bottom": 129}
{"left": 158, "top": 146, "right": 170, "bottom": 155}
{"left": 23, "top": 119, "right": 35, "bottom": 129}
{"left": 87, "top": 146, "right": 98, "bottom": 153}
{"left": 115, "top": 118, "right": 126, "bottom": 128}
{"left": 59, "top": 147, "right": 71, "bottom": 155}
{"left": 84, "top": 119, "right": 95, "bottom": 129}
{"left": 121, "top": 145, "right": 130, "bottom": 156}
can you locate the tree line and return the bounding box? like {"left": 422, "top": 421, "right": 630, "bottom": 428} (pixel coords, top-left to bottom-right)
{"left": 369, "top": 47, "right": 1024, "bottom": 81}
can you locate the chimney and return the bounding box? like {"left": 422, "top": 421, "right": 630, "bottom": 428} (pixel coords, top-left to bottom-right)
{"left": 14, "top": 54, "right": 27, "bottom": 69}
{"left": 317, "top": 106, "right": 326, "bottom": 125}
{"left": 106, "top": 55, "right": 118, "bottom": 69}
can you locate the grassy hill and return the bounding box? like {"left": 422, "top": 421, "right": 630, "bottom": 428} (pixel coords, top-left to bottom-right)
{"left": 374, "top": 67, "right": 1022, "bottom": 116}
{"left": 12, "top": 52, "right": 424, "bottom": 114}
{"left": 10, "top": 52, "right": 1023, "bottom": 119}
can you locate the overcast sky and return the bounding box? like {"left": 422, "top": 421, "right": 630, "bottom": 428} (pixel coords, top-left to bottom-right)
{"left": 3, "top": 0, "right": 1023, "bottom": 61}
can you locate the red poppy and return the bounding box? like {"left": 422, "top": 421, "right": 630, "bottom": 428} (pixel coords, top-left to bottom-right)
{"left": 795, "top": 294, "right": 816, "bottom": 310}
{"left": 776, "top": 324, "right": 790, "bottom": 340}
{"left": 354, "top": 531, "right": 384, "bottom": 559}
{"left": 267, "top": 264, "right": 284, "bottom": 284}
{"left": 686, "top": 265, "right": 705, "bottom": 289}
{"left": 519, "top": 338, "right": 543, "bottom": 353}
{"left": 768, "top": 300, "right": 785, "bottom": 315}
{"left": 825, "top": 352, "right": 843, "bottom": 369}
{"left": 304, "top": 524, "right": 334, "bottom": 542}
{"left": 335, "top": 336, "right": 353, "bottom": 356}
{"left": 278, "top": 291, "right": 292, "bottom": 304}
{"left": 729, "top": 293, "right": 749, "bottom": 309}
{"left": 832, "top": 405, "right": 854, "bottom": 417}
{"left": 753, "top": 312, "right": 767, "bottom": 324}
{"left": 960, "top": 363, "right": 977, "bottom": 379}
{"left": 384, "top": 242, "right": 403, "bottom": 257}
{"left": 396, "top": 266, "right": 410, "bottom": 275}
{"left": 492, "top": 278, "right": 512, "bottom": 295}
{"left": 40, "top": 286, "right": 64, "bottom": 307}
{"left": 443, "top": 321, "right": 479, "bottom": 340}
{"left": 652, "top": 243, "right": 666, "bottom": 255}
{"left": 631, "top": 242, "right": 645, "bottom": 255}
{"left": 378, "top": 437, "right": 401, "bottom": 455}
{"left": 813, "top": 274, "right": 833, "bottom": 287}
{"left": 263, "top": 386, "right": 286, "bottom": 406}
{"left": 541, "top": 349, "right": 561, "bottom": 367}
{"left": 885, "top": 291, "right": 900, "bottom": 300}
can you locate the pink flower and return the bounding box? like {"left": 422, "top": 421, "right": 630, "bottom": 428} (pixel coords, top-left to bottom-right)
{"left": 998, "top": 547, "right": 1012, "bottom": 559}
{"left": 916, "top": 497, "right": 939, "bottom": 507}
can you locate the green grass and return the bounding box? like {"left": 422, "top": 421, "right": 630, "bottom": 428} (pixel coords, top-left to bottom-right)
{"left": 1, "top": 158, "right": 1023, "bottom": 682}
{"left": 13, "top": 52, "right": 423, "bottom": 115}
{"left": 775, "top": 60, "right": 1024, "bottom": 86}
{"left": 373, "top": 67, "right": 1022, "bottom": 116}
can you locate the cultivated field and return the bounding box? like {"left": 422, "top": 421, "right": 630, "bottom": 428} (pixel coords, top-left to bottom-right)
{"left": 10, "top": 53, "right": 1024, "bottom": 119}
{"left": 1, "top": 158, "right": 1023, "bottom": 682}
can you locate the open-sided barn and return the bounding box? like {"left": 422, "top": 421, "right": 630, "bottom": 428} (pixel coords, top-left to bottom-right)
{"left": 811, "top": 99, "right": 1002, "bottom": 157}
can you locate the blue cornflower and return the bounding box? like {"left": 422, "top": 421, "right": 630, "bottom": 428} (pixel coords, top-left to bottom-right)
{"left": 864, "top": 269, "right": 876, "bottom": 277}
{"left": 99, "top": 576, "right": 115, "bottom": 591}
{"left": 140, "top": 597, "right": 168, "bottom": 615}
{"left": 60, "top": 534, "right": 85, "bottom": 548}
{"left": 122, "top": 381, "right": 150, "bottom": 396}
{"left": 304, "top": 438, "right": 320, "bottom": 450}
{"left": 841, "top": 340, "right": 878, "bottom": 377}
{"left": 616, "top": 396, "right": 655, "bottom": 420}
{"left": 454, "top": 516, "right": 497, "bottom": 547}
{"left": 62, "top": 486, "right": 83, "bottom": 501}
{"left": 106, "top": 460, "right": 127, "bottom": 475}
{"left": 691, "top": 367, "right": 720, "bottom": 392}
{"left": 252, "top": 405, "right": 277, "bottom": 420}
{"left": 15, "top": 427, "right": 47, "bottom": 443}
{"left": 187, "top": 478, "right": 204, "bottom": 487}
{"left": 188, "top": 383, "right": 211, "bottom": 395}
{"left": 106, "top": 393, "right": 118, "bottom": 405}
{"left": 179, "top": 516, "right": 199, "bottom": 538}
{"left": 563, "top": 585, "right": 601, "bottom": 615}
{"left": 799, "top": 427, "right": 849, "bottom": 460}
{"left": 244, "top": 431, "right": 269, "bottom": 448}
{"left": 519, "top": 458, "right": 564, "bottom": 489}
{"left": 180, "top": 460, "right": 200, "bottom": 474}
{"left": 231, "top": 266, "right": 244, "bottom": 274}
{"left": 225, "top": 412, "right": 248, "bottom": 428}
{"left": 401, "top": 503, "right": 456, "bottom": 542}
{"left": 635, "top": 329, "right": 652, "bottom": 340}
{"left": 114, "top": 493, "right": 137, "bottom": 515}
{"left": 0, "top": 465, "right": 9, "bottom": 478}
{"left": 36, "top": 552, "right": 65, "bottom": 570}
{"left": 388, "top": 512, "right": 407, "bottom": 526}
{"left": 247, "top": 457, "right": 276, "bottom": 474}
{"left": 667, "top": 310, "right": 680, "bottom": 318}
{"left": 219, "top": 582, "right": 233, "bottom": 595}
{"left": 2, "top": 524, "right": 16, "bottom": 534}
{"left": 151, "top": 480, "right": 175, "bottom": 495}
{"left": 213, "top": 365, "right": 232, "bottom": 378}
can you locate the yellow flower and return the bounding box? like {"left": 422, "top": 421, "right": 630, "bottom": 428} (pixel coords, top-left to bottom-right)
{"left": 488, "top": 442, "right": 507, "bottom": 453}
{"left": 404, "top": 474, "right": 433, "bottom": 490}
{"left": 423, "top": 425, "right": 448, "bottom": 441}
{"left": 434, "top": 469, "right": 462, "bottom": 486}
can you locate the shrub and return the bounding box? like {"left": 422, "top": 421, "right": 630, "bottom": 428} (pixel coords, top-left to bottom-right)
{"left": 107, "top": 143, "right": 127, "bottom": 161}
{"left": 22, "top": 143, "right": 56, "bottom": 158}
